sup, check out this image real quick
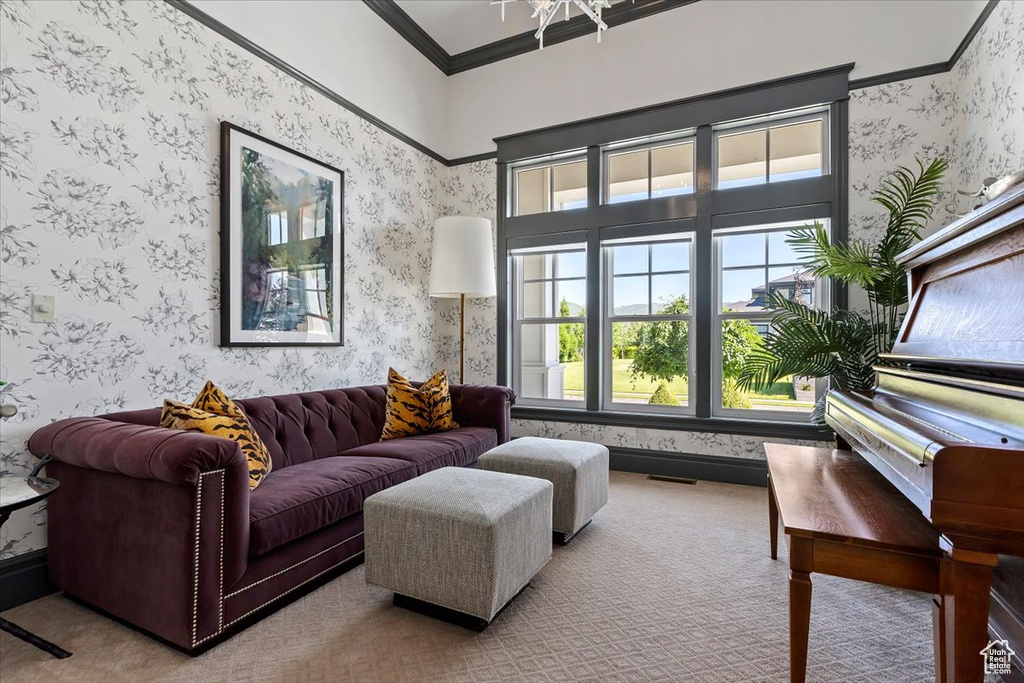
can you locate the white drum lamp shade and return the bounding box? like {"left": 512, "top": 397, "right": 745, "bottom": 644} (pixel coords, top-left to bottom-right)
{"left": 429, "top": 216, "right": 495, "bottom": 384}
{"left": 429, "top": 217, "right": 496, "bottom": 299}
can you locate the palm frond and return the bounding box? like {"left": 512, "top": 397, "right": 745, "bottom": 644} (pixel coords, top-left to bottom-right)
{"left": 788, "top": 223, "right": 880, "bottom": 286}
{"left": 874, "top": 157, "right": 948, "bottom": 259}
{"left": 735, "top": 293, "right": 878, "bottom": 393}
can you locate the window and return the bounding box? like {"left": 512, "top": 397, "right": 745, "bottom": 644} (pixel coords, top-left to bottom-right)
{"left": 300, "top": 265, "right": 330, "bottom": 334}
{"left": 496, "top": 71, "right": 848, "bottom": 435}
{"left": 300, "top": 201, "right": 327, "bottom": 239}
{"left": 714, "top": 111, "right": 828, "bottom": 189}
{"left": 714, "top": 222, "right": 830, "bottom": 416}
{"left": 510, "top": 245, "right": 587, "bottom": 405}
{"left": 604, "top": 236, "right": 694, "bottom": 410}
{"left": 605, "top": 138, "right": 694, "bottom": 204}
{"left": 512, "top": 156, "right": 588, "bottom": 216}
{"left": 267, "top": 208, "right": 288, "bottom": 245}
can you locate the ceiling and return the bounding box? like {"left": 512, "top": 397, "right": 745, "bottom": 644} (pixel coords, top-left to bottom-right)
{"left": 395, "top": 0, "right": 628, "bottom": 55}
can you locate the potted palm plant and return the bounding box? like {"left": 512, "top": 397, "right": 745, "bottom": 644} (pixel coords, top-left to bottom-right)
{"left": 737, "top": 157, "right": 948, "bottom": 422}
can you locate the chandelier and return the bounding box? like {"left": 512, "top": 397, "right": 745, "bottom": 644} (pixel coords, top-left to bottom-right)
{"left": 493, "top": 0, "right": 613, "bottom": 48}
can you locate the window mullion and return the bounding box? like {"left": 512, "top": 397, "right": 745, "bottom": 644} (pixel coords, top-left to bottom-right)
{"left": 647, "top": 149, "right": 653, "bottom": 199}
{"left": 693, "top": 125, "right": 714, "bottom": 418}
{"left": 548, "top": 166, "right": 554, "bottom": 213}
{"left": 647, "top": 244, "right": 653, "bottom": 315}
{"left": 585, "top": 228, "right": 601, "bottom": 412}
{"left": 587, "top": 145, "right": 600, "bottom": 209}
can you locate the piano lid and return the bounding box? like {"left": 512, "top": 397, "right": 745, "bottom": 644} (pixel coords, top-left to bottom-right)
{"left": 886, "top": 184, "right": 1024, "bottom": 379}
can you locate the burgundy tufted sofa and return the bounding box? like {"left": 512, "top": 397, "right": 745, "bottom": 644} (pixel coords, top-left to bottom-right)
{"left": 28, "top": 383, "right": 515, "bottom": 653}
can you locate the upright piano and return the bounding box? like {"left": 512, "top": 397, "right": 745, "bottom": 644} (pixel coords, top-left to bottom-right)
{"left": 826, "top": 184, "right": 1024, "bottom": 683}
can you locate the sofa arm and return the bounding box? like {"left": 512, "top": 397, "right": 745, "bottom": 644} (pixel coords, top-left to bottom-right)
{"left": 450, "top": 385, "right": 516, "bottom": 444}
{"left": 29, "top": 417, "right": 248, "bottom": 486}
{"left": 31, "top": 417, "right": 252, "bottom": 649}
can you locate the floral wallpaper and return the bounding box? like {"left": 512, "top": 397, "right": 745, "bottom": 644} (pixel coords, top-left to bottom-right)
{"left": 0, "top": 0, "right": 462, "bottom": 559}
{"left": 949, "top": 0, "right": 1023, "bottom": 195}
{"left": 846, "top": 0, "right": 1022, "bottom": 312}
{"left": 511, "top": 420, "right": 827, "bottom": 459}
{"left": 849, "top": 74, "right": 957, "bottom": 245}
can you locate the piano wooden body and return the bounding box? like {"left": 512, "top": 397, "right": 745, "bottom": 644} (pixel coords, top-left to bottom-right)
{"left": 826, "top": 185, "right": 1024, "bottom": 683}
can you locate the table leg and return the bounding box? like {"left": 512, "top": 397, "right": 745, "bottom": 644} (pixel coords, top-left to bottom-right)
{"left": 768, "top": 474, "right": 779, "bottom": 560}
{"left": 789, "top": 569, "right": 812, "bottom": 683}
{"left": 0, "top": 617, "right": 72, "bottom": 659}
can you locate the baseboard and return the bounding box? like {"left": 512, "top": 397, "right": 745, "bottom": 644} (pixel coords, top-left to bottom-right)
{"left": 0, "top": 549, "right": 56, "bottom": 611}
{"left": 609, "top": 447, "right": 768, "bottom": 487}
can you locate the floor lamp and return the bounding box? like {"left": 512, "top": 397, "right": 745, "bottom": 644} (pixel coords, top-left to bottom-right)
{"left": 429, "top": 216, "right": 496, "bottom": 384}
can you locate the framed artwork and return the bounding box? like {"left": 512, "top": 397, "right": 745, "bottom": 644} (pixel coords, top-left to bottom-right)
{"left": 220, "top": 122, "right": 344, "bottom": 346}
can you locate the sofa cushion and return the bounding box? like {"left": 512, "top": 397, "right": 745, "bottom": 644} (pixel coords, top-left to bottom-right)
{"left": 160, "top": 380, "right": 272, "bottom": 489}
{"left": 341, "top": 427, "right": 496, "bottom": 475}
{"left": 380, "top": 368, "right": 458, "bottom": 440}
{"left": 248, "top": 455, "right": 416, "bottom": 557}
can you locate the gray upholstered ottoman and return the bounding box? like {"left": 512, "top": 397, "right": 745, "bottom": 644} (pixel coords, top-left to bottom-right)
{"left": 479, "top": 437, "right": 608, "bottom": 544}
{"left": 363, "top": 467, "right": 552, "bottom": 631}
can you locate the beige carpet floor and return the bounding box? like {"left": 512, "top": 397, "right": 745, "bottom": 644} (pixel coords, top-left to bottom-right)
{"left": 0, "top": 472, "right": 949, "bottom": 683}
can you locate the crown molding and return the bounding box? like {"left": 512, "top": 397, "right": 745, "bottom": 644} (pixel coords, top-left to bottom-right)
{"left": 446, "top": 0, "right": 701, "bottom": 75}
{"left": 849, "top": 0, "right": 999, "bottom": 89}
{"left": 363, "top": 0, "right": 700, "bottom": 77}
{"left": 361, "top": 0, "right": 450, "bottom": 74}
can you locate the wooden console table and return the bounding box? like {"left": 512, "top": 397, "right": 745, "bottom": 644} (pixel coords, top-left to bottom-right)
{"left": 765, "top": 443, "right": 944, "bottom": 683}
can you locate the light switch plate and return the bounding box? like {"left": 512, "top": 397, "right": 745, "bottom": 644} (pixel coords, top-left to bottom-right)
{"left": 31, "top": 294, "right": 55, "bottom": 323}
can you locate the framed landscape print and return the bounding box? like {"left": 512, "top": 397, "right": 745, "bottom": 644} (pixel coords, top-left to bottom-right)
{"left": 220, "top": 122, "right": 344, "bottom": 346}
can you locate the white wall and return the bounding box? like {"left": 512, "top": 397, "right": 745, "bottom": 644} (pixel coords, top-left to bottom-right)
{"left": 187, "top": 0, "right": 988, "bottom": 159}
{"left": 190, "top": 0, "right": 451, "bottom": 158}
{"left": 445, "top": 0, "right": 987, "bottom": 157}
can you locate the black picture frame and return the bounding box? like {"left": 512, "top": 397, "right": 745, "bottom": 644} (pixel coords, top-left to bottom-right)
{"left": 219, "top": 121, "right": 345, "bottom": 347}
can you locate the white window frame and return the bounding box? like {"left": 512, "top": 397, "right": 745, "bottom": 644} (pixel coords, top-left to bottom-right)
{"left": 712, "top": 109, "right": 830, "bottom": 190}
{"left": 298, "top": 264, "right": 329, "bottom": 321}
{"left": 510, "top": 245, "right": 588, "bottom": 408}
{"left": 509, "top": 153, "right": 588, "bottom": 217}
{"left": 267, "top": 207, "right": 288, "bottom": 245}
{"left": 602, "top": 134, "right": 696, "bottom": 205}
{"left": 602, "top": 234, "right": 696, "bottom": 414}
{"left": 711, "top": 221, "right": 831, "bottom": 420}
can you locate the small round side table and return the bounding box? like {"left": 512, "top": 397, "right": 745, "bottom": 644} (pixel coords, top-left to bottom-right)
{"left": 0, "top": 474, "right": 71, "bottom": 659}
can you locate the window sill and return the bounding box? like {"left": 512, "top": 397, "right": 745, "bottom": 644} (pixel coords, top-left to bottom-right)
{"left": 510, "top": 405, "right": 833, "bottom": 441}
